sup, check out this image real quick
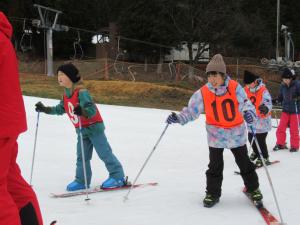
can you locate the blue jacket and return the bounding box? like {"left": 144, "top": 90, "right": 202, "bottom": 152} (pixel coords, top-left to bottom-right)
{"left": 278, "top": 80, "right": 300, "bottom": 114}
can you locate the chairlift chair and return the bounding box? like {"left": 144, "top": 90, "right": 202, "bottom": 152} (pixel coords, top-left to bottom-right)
{"left": 72, "top": 30, "right": 84, "bottom": 60}
{"left": 114, "top": 52, "right": 125, "bottom": 74}
{"left": 20, "top": 19, "right": 33, "bottom": 52}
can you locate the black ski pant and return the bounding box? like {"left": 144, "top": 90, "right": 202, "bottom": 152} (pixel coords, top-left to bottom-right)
{"left": 206, "top": 145, "right": 259, "bottom": 198}
{"left": 248, "top": 132, "right": 269, "bottom": 159}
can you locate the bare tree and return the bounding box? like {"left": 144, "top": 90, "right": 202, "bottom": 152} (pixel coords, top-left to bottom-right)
{"left": 162, "top": 0, "right": 235, "bottom": 64}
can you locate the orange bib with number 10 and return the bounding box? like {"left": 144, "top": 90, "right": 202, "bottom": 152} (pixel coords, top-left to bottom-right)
{"left": 201, "top": 80, "right": 244, "bottom": 128}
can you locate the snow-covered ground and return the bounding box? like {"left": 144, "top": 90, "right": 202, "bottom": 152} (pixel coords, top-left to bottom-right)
{"left": 17, "top": 96, "right": 300, "bottom": 225}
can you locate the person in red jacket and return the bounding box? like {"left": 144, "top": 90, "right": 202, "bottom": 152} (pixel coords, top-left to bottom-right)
{"left": 0, "top": 12, "right": 43, "bottom": 225}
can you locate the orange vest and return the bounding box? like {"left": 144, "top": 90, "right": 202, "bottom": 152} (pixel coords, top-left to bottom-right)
{"left": 244, "top": 86, "right": 271, "bottom": 118}
{"left": 201, "top": 80, "right": 244, "bottom": 128}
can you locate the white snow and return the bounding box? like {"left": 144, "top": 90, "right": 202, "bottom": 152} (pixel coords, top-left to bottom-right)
{"left": 17, "top": 96, "right": 300, "bottom": 225}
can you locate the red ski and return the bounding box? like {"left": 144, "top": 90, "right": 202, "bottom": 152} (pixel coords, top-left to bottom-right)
{"left": 234, "top": 160, "right": 280, "bottom": 175}
{"left": 243, "top": 187, "right": 280, "bottom": 225}
{"left": 50, "top": 182, "right": 158, "bottom": 198}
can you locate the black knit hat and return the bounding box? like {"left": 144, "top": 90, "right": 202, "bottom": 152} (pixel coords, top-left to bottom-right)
{"left": 281, "top": 68, "right": 295, "bottom": 79}
{"left": 57, "top": 63, "right": 80, "bottom": 83}
{"left": 243, "top": 70, "right": 259, "bottom": 84}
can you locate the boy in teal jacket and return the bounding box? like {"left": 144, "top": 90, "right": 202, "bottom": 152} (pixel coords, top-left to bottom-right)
{"left": 35, "top": 63, "right": 126, "bottom": 191}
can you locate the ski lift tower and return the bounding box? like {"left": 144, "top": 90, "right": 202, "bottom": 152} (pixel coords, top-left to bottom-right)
{"left": 33, "top": 4, "right": 68, "bottom": 76}
{"left": 281, "top": 25, "right": 295, "bottom": 62}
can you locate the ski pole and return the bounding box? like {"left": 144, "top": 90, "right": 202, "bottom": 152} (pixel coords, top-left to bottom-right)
{"left": 247, "top": 118, "right": 259, "bottom": 159}
{"left": 250, "top": 126, "right": 285, "bottom": 225}
{"left": 78, "top": 117, "right": 91, "bottom": 202}
{"left": 30, "top": 112, "right": 40, "bottom": 185}
{"left": 248, "top": 134, "right": 255, "bottom": 155}
{"left": 123, "top": 123, "right": 169, "bottom": 202}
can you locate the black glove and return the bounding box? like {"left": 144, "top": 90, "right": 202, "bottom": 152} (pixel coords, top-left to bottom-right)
{"left": 272, "top": 98, "right": 279, "bottom": 105}
{"left": 258, "top": 104, "right": 269, "bottom": 115}
{"left": 166, "top": 112, "right": 179, "bottom": 124}
{"left": 74, "top": 105, "right": 83, "bottom": 116}
{"left": 35, "top": 102, "right": 51, "bottom": 113}
{"left": 243, "top": 111, "right": 254, "bottom": 124}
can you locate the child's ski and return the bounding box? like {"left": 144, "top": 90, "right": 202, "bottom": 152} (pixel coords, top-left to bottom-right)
{"left": 50, "top": 182, "right": 158, "bottom": 198}
{"left": 234, "top": 160, "right": 280, "bottom": 175}
{"left": 243, "top": 187, "right": 279, "bottom": 225}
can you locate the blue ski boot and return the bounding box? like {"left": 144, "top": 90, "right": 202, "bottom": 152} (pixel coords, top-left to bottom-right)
{"left": 66, "top": 181, "right": 89, "bottom": 191}
{"left": 101, "top": 177, "right": 126, "bottom": 189}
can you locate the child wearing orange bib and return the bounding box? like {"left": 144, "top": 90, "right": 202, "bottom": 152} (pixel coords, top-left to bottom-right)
{"left": 166, "top": 54, "right": 263, "bottom": 208}
{"left": 243, "top": 70, "right": 272, "bottom": 167}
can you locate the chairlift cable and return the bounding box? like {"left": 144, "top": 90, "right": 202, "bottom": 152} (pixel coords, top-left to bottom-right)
{"left": 9, "top": 16, "right": 172, "bottom": 49}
